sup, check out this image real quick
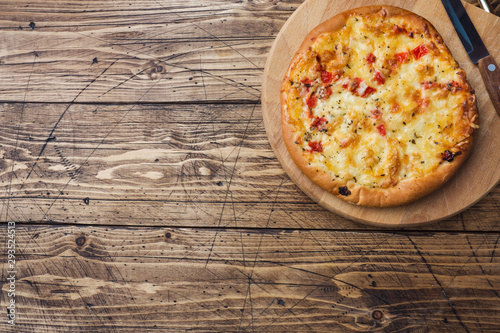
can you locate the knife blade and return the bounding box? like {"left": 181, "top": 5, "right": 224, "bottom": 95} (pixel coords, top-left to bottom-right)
{"left": 441, "top": 0, "right": 500, "bottom": 115}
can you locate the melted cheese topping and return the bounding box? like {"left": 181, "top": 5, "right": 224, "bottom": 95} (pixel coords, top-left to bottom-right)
{"left": 283, "top": 12, "right": 476, "bottom": 189}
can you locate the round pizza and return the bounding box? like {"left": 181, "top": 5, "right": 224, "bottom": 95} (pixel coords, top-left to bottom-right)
{"left": 280, "top": 5, "right": 478, "bottom": 207}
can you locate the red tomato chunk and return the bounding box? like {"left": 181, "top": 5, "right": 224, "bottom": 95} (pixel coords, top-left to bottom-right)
{"left": 362, "top": 86, "right": 377, "bottom": 98}
{"left": 376, "top": 124, "right": 386, "bottom": 136}
{"left": 306, "top": 94, "right": 317, "bottom": 108}
{"left": 321, "top": 71, "right": 333, "bottom": 84}
{"left": 324, "top": 86, "right": 333, "bottom": 98}
{"left": 395, "top": 52, "right": 409, "bottom": 64}
{"left": 366, "top": 53, "right": 376, "bottom": 64}
{"left": 371, "top": 109, "right": 382, "bottom": 120}
{"left": 308, "top": 141, "right": 323, "bottom": 152}
{"left": 311, "top": 116, "right": 326, "bottom": 129}
{"left": 301, "top": 77, "right": 314, "bottom": 86}
{"left": 412, "top": 44, "right": 429, "bottom": 60}
{"left": 374, "top": 72, "right": 385, "bottom": 85}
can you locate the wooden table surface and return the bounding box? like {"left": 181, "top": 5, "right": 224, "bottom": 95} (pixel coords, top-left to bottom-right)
{"left": 0, "top": 0, "right": 499, "bottom": 332}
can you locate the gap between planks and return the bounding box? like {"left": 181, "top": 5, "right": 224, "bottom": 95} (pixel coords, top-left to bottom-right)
{"left": 0, "top": 100, "right": 261, "bottom": 105}
{"left": 5, "top": 222, "right": 500, "bottom": 235}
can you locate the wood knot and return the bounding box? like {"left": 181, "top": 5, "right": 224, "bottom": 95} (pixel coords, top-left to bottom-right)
{"left": 372, "top": 310, "right": 383, "bottom": 320}
{"left": 165, "top": 232, "right": 172, "bottom": 239}
{"left": 75, "top": 236, "right": 86, "bottom": 247}
{"left": 144, "top": 60, "right": 167, "bottom": 80}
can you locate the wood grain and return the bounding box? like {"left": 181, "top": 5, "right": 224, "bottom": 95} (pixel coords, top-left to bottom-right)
{"left": 478, "top": 54, "right": 500, "bottom": 115}
{"left": 2, "top": 224, "right": 500, "bottom": 332}
{"left": 0, "top": 1, "right": 498, "bottom": 331}
{"left": 262, "top": 0, "right": 500, "bottom": 226}
{"left": 0, "top": 0, "right": 303, "bottom": 104}
{"left": 0, "top": 102, "right": 498, "bottom": 230}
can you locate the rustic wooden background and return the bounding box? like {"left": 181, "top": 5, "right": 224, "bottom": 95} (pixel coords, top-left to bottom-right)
{"left": 0, "top": 0, "right": 499, "bottom": 332}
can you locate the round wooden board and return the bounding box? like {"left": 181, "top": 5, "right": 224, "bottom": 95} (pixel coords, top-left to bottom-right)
{"left": 262, "top": 0, "right": 500, "bottom": 227}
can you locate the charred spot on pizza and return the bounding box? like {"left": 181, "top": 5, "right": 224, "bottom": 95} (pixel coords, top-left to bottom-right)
{"left": 338, "top": 186, "right": 351, "bottom": 196}
{"left": 442, "top": 150, "right": 462, "bottom": 162}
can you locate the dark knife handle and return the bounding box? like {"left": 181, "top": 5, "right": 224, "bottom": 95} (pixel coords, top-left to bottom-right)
{"left": 478, "top": 55, "right": 500, "bottom": 116}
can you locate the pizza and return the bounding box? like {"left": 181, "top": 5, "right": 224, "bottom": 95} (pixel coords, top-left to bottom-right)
{"left": 280, "top": 5, "right": 478, "bottom": 207}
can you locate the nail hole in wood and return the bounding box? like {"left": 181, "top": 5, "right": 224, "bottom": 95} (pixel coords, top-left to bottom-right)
{"left": 165, "top": 232, "right": 172, "bottom": 239}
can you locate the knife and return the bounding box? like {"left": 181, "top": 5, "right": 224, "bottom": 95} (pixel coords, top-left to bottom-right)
{"left": 441, "top": 0, "right": 500, "bottom": 115}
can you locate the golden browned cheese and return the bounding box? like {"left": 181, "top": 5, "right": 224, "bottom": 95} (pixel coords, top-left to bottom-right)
{"left": 282, "top": 8, "right": 477, "bottom": 204}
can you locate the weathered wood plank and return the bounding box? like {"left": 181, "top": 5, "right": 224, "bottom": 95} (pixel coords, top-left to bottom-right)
{"left": 0, "top": 0, "right": 302, "bottom": 103}
{"left": 0, "top": 102, "right": 498, "bottom": 230}
{"left": 1, "top": 225, "right": 500, "bottom": 332}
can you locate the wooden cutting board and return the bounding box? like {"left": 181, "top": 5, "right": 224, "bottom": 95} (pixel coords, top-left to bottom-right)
{"left": 262, "top": 0, "right": 500, "bottom": 227}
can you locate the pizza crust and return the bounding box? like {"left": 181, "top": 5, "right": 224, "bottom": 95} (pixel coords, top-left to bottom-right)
{"left": 280, "top": 5, "right": 478, "bottom": 207}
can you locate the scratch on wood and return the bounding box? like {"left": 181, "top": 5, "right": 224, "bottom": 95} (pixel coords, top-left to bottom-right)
{"left": 19, "top": 229, "right": 110, "bottom": 330}
{"left": 258, "top": 232, "right": 397, "bottom": 331}
{"left": 23, "top": 59, "right": 118, "bottom": 184}
{"left": 205, "top": 102, "right": 258, "bottom": 266}
{"left": 465, "top": 235, "right": 500, "bottom": 299}
{"left": 37, "top": 66, "right": 170, "bottom": 222}
{"left": 54, "top": 145, "right": 79, "bottom": 180}
{"left": 492, "top": 235, "right": 500, "bottom": 263}
{"left": 3, "top": 52, "right": 37, "bottom": 221}
{"left": 236, "top": 168, "right": 286, "bottom": 332}
{"left": 199, "top": 55, "right": 208, "bottom": 101}
{"left": 162, "top": 1, "right": 263, "bottom": 72}
{"left": 407, "top": 235, "right": 470, "bottom": 333}
{"left": 92, "top": 236, "right": 146, "bottom": 326}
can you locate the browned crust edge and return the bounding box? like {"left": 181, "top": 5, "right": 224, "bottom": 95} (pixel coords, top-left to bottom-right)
{"left": 280, "top": 5, "right": 479, "bottom": 207}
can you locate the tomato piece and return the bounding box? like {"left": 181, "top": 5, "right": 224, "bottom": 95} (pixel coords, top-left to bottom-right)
{"left": 376, "top": 124, "right": 386, "bottom": 136}
{"left": 371, "top": 109, "right": 382, "bottom": 120}
{"left": 311, "top": 116, "right": 326, "bottom": 129}
{"left": 308, "top": 141, "right": 323, "bottom": 152}
{"left": 301, "top": 77, "right": 314, "bottom": 86}
{"left": 412, "top": 44, "right": 429, "bottom": 60}
{"left": 374, "top": 71, "right": 385, "bottom": 85}
{"left": 324, "top": 86, "right": 333, "bottom": 98}
{"left": 306, "top": 94, "right": 317, "bottom": 108}
{"left": 321, "top": 71, "right": 333, "bottom": 84}
{"left": 343, "top": 78, "right": 362, "bottom": 93}
{"left": 421, "top": 81, "right": 439, "bottom": 89}
{"left": 361, "top": 86, "right": 377, "bottom": 98}
{"left": 395, "top": 52, "right": 409, "bottom": 64}
{"left": 351, "top": 78, "right": 362, "bottom": 92}
{"left": 366, "top": 53, "right": 376, "bottom": 64}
